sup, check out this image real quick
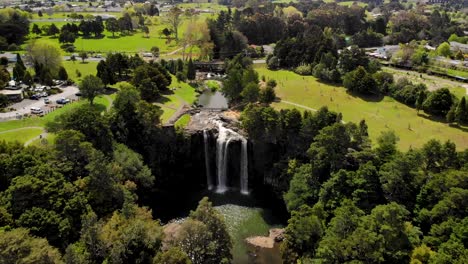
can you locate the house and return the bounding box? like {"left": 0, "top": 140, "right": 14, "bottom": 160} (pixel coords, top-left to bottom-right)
{"left": 0, "top": 89, "right": 23, "bottom": 101}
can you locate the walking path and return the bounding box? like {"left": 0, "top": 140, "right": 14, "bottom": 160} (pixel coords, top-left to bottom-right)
{"left": 280, "top": 100, "right": 318, "bottom": 112}
{"left": 0, "top": 126, "right": 44, "bottom": 134}
{"left": 24, "top": 130, "right": 48, "bottom": 147}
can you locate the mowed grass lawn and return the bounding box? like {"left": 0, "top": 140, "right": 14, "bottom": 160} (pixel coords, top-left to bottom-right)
{"left": 157, "top": 75, "right": 197, "bottom": 123}
{"left": 255, "top": 65, "right": 468, "bottom": 150}
{"left": 0, "top": 128, "right": 43, "bottom": 144}
{"left": 63, "top": 61, "right": 98, "bottom": 82}
{"left": 28, "top": 13, "right": 217, "bottom": 55}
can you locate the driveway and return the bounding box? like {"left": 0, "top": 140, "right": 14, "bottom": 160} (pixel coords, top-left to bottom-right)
{"left": 0, "top": 86, "right": 79, "bottom": 121}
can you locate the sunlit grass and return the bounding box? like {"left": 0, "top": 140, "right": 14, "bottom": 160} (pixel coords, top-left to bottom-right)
{"left": 255, "top": 65, "right": 468, "bottom": 150}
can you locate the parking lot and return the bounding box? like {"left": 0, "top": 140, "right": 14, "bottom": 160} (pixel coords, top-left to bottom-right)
{"left": 0, "top": 86, "right": 79, "bottom": 121}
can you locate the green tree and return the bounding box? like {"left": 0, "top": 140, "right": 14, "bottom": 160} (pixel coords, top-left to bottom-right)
{"left": 27, "top": 41, "right": 62, "bottom": 76}
{"left": 47, "top": 23, "right": 60, "bottom": 36}
{"left": 379, "top": 151, "right": 423, "bottom": 211}
{"left": 260, "top": 85, "right": 276, "bottom": 105}
{"left": 436, "top": 42, "right": 451, "bottom": 57}
{"left": 343, "top": 66, "right": 377, "bottom": 95}
{"left": 79, "top": 75, "right": 103, "bottom": 105}
{"left": 240, "top": 82, "right": 260, "bottom": 103}
{"left": 187, "top": 197, "right": 232, "bottom": 263}
{"left": 284, "top": 164, "right": 320, "bottom": 212}
{"left": 105, "top": 17, "right": 119, "bottom": 37}
{"left": 375, "top": 130, "right": 399, "bottom": 164}
{"left": 307, "top": 123, "right": 352, "bottom": 176}
{"left": 58, "top": 66, "right": 68, "bottom": 80}
{"left": 165, "top": 7, "right": 183, "bottom": 40}
{"left": 47, "top": 104, "right": 113, "bottom": 152}
{"left": 23, "top": 71, "right": 33, "bottom": 86}
{"left": 31, "top": 23, "right": 42, "bottom": 35}
{"left": 422, "top": 88, "right": 454, "bottom": 117}
{"left": 0, "top": 228, "right": 63, "bottom": 264}
{"left": 12, "top": 62, "right": 25, "bottom": 81}
{"left": 79, "top": 51, "right": 88, "bottom": 63}
{"left": 455, "top": 97, "right": 467, "bottom": 124}
{"left": 416, "top": 90, "right": 426, "bottom": 114}
{"left": 281, "top": 205, "right": 324, "bottom": 263}
{"left": 96, "top": 60, "right": 115, "bottom": 87}
{"left": 186, "top": 59, "right": 195, "bottom": 80}
{"left": 154, "top": 247, "right": 192, "bottom": 264}
{"left": 316, "top": 200, "right": 365, "bottom": 262}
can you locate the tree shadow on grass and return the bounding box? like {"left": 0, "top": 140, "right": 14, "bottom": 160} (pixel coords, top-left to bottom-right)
{"left": 346, "top": 90, "right": 384, "bottom": 103}
{"left": 107, "top": 35, "right": 121, "bottom": 39}
{"left": 417, "top": 112, "right": 468, "bottom": 133}
{"left": 104, "top": 87, "right": 118, "bottom": 95}
{"left": 155, "top": 96, "right": 171, "bottom": 104}
{"left": 90, "top": 102, "right": 107, "bottom": 113}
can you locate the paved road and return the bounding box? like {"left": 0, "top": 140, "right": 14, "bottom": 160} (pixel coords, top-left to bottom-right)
{"left": 0, "top": 86, "right": 79, "bottom": 121}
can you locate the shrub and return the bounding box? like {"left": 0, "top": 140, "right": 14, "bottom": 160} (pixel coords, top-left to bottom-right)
{"left": 294, "top": 65, "right": 312, "bottom": 76}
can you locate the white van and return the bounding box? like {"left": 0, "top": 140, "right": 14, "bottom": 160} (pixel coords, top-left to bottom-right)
{"left": 30, "top": 107, "right": 44, "bottom": 115}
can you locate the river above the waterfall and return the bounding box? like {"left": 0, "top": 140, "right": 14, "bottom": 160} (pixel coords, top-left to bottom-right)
{"left": 198, "top": 90, "right": 229, "bottom": 109}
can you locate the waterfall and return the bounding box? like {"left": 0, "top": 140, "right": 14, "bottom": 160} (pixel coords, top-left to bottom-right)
{"left": 240, "top": 138, "right": 249, "bottom": 194}
{"left": 203, "top": 130, "right": 213, "bottom": 190}
{"left": 214, "top": 121, "right": 249, "bottom": 194}
{"left": 216, "top": 124, "right": 229, "bottom": 193}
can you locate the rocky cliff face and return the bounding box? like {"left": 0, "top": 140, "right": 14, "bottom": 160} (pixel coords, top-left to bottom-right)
{"left": 183, "top": 110, "right": 281, "bottom": 193}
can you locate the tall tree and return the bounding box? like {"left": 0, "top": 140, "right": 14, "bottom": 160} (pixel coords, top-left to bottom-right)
{"left": 455, "top": 97, "right": 467, "bottom": 124}
{"left": 165, "top": 7, "right": 183, "bottom": 40}
{"left": 105, "top": 17, "right": 119, "bottom": 37}
{"left": 186, "top": 59, "right": 195, "bottom": 81}
{"left": 79, "top": 75, "right": 103, "bottom": 105}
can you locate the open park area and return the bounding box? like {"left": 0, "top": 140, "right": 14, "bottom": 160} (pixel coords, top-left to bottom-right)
{"left": 255, "top": 65, "right": 468, "bottom": 150}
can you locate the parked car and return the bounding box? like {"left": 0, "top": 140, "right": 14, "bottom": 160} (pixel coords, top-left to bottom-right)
{"left": 30, "top": 107, "right": 44, "bottom": 115}
{"left": 40, "top": 92, "right": 48, "bottom": 97}
{"left": 75, "top": 91, "right": 82, "bottom": 96}
{"left": 30, "top": 94, "right": 40, "bottom": 100}
{"left": 44, "top": 98, "right": 50, "bottom": 104}
{"left": 56, "top": 98, "right": 70, "bottom": 104}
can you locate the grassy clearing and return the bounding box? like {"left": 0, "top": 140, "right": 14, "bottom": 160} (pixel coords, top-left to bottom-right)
{"left": 63, "top": 61, "right": 98, "bottom": 82}
{"left": 255, "top": 65, "right": 468, "bottom": 150}
{"left": 160, "top": 107, "right": 176, "bottom": 123}
{"left": 157, "top": 76, "right": 197, "bottom": 123}
{"left": 29, "top": 133, "right": 57, "bottom": 147}
{"left": 0, "top": 128, "right": 43, "bottom": 143}
{"left": 175, "top": 114, "right": 191, "bottom": 129}
{"left": 27, "top": 13, "right": 216, "bottom": 56}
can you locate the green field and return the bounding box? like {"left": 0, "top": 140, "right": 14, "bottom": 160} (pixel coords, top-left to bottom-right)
{"left": 255, "top": 65, "right": 468, "bottom": 150}
{"left": 63, "top": 61, "right": 98, "bottom": 82}
{"left": 157, "top": 76, "right": 197, "bottom": 123}
{"left": 27, "top": 12, "right": 216, "bottom": 57}
{"left": 175, "top": 114, "right": 191, "bottom": 129}
{"left": 0, "top": 127, "right": 43, "bottom": 144}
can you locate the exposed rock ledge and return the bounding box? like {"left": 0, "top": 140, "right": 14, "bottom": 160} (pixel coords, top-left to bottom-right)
{"left": 245, "top": 228, "right": 285, "bottom": 249}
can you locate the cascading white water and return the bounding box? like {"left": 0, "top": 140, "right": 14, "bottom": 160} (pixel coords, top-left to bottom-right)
{"left": 203, "top": 130, "right": 213, "bottom": 190}
{"left": 214, "top": 121, "right": 249, "bottom": 194}
{"left": 240, "top": 138, "right": 249, "bottom": 194}
{"left": 216, "top": 123, "right": 229, "bottom": 193}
